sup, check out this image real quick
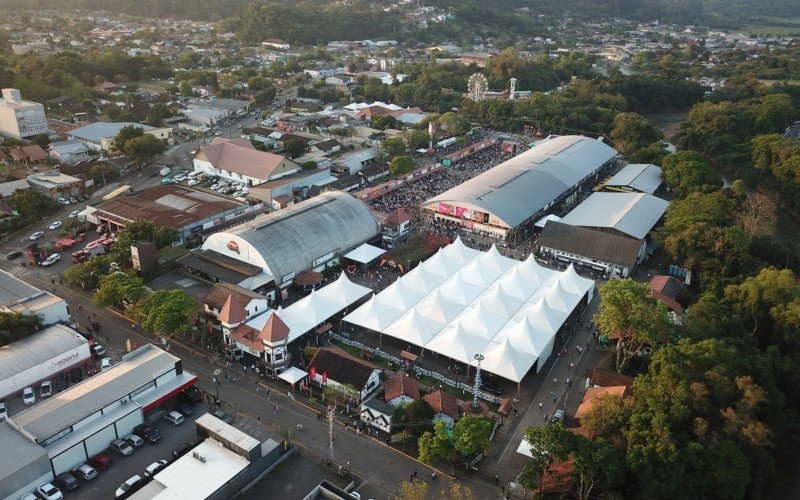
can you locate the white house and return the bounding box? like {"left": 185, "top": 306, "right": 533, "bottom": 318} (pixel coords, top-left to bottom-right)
{"left": 193, "top": 137, "right": 301, "bottom": 186}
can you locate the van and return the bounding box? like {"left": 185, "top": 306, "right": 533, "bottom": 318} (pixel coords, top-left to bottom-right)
{"left": 159, "top": 166, "right": 171, "bottom": 177}
{"left": 163, "top": 411, "right": 184, "bottom": 426}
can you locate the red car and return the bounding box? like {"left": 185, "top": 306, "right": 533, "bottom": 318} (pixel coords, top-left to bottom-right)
{"left": 85, "top": 363, "right": 98, "bottom": 376}
{"left": 89, "top": 453, "right": 113, "bottom": 470}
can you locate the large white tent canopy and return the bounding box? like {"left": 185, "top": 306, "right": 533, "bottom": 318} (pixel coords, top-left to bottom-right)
{"left": 278, "top": 366, "right": 308, "bottom": 385}
{"left": 344, "top": 243, "right": 386, "bottom": 264}
{"left": 343, "top": 237, "right": 595, "bottom": 382}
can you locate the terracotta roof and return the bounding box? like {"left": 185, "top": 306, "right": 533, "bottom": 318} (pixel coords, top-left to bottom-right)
{"left": 584, "top": 368, "right": 634, "bottom": 389}
{"left": 423, "top": 390, "right": 460, "bottom": 419}
{"left": 197, "top": 137, "right": 296, "bottom": 181}
{"left": 202, "top": 283, "right": 263, "bottom": 311}
{"left": 218, "top": 294, "right": 248, "bottom": 325}
{"left": 575, "top": 386, "right": 629, "bottom": 419}
{"left": 228, "top": 325, "right": 264, "bottom": 353}
{"left": 383, "top": 208, "right": 411, "bottom": 228}
{"left": 0, "top": 200, "right": 13, "bottom": 217}
{"left": 10, "top": 145, "right": 48, "bottom": 162}
{"left": 649, "top": 275, "right": 683, "bottom": 313}
{"left": 314, "top": 139, "right": 342, "bottom": 152}
{"left": 260, "top": 312, "right": 290, "bottom": 343}
{"left": 356, "top": 105, "right": 394, "bottom": 119}
{"left": 309, "top": 347, "right": 378, "bottom": 389}
{"left": 294, "top": 270, "right": 324, "bottom": 287}
{"left": 384, "top": 371, "right": 422, "bottom": 402}
{"left": 537, "top": 458, "right": 575, "bottom": 494}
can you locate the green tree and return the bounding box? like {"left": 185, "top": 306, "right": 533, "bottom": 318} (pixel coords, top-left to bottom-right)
{"left": 661, "top": 151, "right": 722, "bottom": 198}
{"left": 179, "top": 81, "right": 193, "bottom": 97}
{"left": 146, "top": 103, "right": 172, "bottom": 126}
{"left": 571, "top": 436, "right": 626, "bottom": 500}
{"left": 392, "top": 398, "right": 435, "bottom": 437}
{"left": 114, "top": 220, "right": 179, "bottom": 265}
{"left": 371, "top": 115, "right": 398, "bottom": 131}
{"left": 451, "top": 415, "right": 492, "bottom": 458}
{"left": 418, "top": 420, "right": 456, "bottom": 470}
{"left": 89, "top": 164, "right": 120, "bottom": 186}
{"left": 301, "top": 160, "right": 317, "bottom": 170}
{"left": 92, "top": 272, "right": 147, "bottom": 309}
{"left": 64, "top": 255, "right": 114, "bottom": 290}
{"left": 406, "top": 129, "right": 431, "bottom": 150}
{"left": 517, "top": 424, "right": 574, "bottom": 494}
{"left": 595, "top": 279, "right": 671, "bottom": 371}
{"left": 609, "top": 112, "right": 662, "bottom": 158}
{"left": 254, "top": 87, "right": 277, "bottom": 105}
{"left": 0, "top": 312, "right": 43, "bottom": 347}
{"left": 577, "top": 392, "right": 634, "bottom": 447}
{"left": 397, "top": 480, "right": 428, "bottom": 500}
{"left": 8, "top": 189, "right": 56, "bottom": 222}
{"left": 135, "top": 289, "right": 197, "bottom": 336}
{"left": 323, "top": 383, "right": 359, "bottom": 408}
{"left": 381, "top": 137, "right": 407, "bottom": 159}
{"left": 282, "top": 139, "right": 306, "bottom": 158}
{"left": 436, "top": 112, "right": 468, "bottom": 135}
{"left": 389, "top": 155, "right": 415, "bottom": 176}
{"left": 124, "top": 134, "right": 166, "bottom": 164}
{"left": 31, "top": 133, "right": 51, "bottom": 149}
{"left": 113, "top": 125, "right": 145, "bottom": 156}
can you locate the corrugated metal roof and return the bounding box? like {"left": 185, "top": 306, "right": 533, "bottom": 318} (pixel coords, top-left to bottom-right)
{"left": 0, "top": 421, "right": 50, "bottom": 490}
{"left": 605, "top": 163, "right": 663, "bottom": 194}
{"left": 0, "top": 324, "right": 87, "bottom": 381}
{"left": 559, "top": 192, "right": 668, "bottom": 240}
{"left": 204, "top": 191, "right": 379, "bottom": 282}
{"left": 195, "top": 413, "right": 260, "bottom": 451}
{"left": 537, "top": 221, "right": 641, "bottom": 269}
{"left": 423, "top": 136, "right": 617, "bottom": 228}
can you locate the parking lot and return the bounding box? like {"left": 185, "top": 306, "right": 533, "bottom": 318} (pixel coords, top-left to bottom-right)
{"left": 67, "top": 404, "right": 206, "bottom": 500}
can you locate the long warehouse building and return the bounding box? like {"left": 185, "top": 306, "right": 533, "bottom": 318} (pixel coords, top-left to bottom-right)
{"left": 420, "top": 135, "right": 618, "bottom": 239}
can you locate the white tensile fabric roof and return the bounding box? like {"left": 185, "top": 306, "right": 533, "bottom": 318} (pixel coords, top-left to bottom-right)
{"left": 278, "top": 366, "right": 308, "bottom": 384}
{"left": 344, "top": 242, "right": 386, "bottom": 264}
{"left": 343, "top": 237, "right": 595, "bottom": 382}
{"left": 315, "top": 272, "right": 373, "bottom": 309}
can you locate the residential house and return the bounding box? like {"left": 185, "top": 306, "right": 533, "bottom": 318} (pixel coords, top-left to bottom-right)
{"left": 423, "top": 390, "right": 460, "bottom": 428}
{"left": 48, "top": 140, "right": 91, "bottom": 164}
{"left": 584, "top": 368, "right": 634, "bottom": 390}
{"left": 308, "top": 347, "right": 382, "bottom": 402}
{"left": 380, "top": 207, "right": 412, "bottom": 248}
{"left": 9, "top": 145, "right": 49, "bottom": 163}
{"left": 262, "top": 39, "right": 290, "bottom": 50}
{"left": 228, "top": 310, "right": 292, "bottom": 375}
{"left": 384, "top": 370, "right": 422, "bottom": 407}
{"left": 360, "top": 396, "right": 393, "bottom": 433}
{"left": 193, "top": 137, "right": 301, "bottom": 186}
{"left": 201, "top": 283, "right": 269, "bottom": 341}
{"left": 26, "top": 171, "right": 85, "bottom": 199}
{"left": 312, "top": 139, "right": 342, "bottom": 154}
{"left": 303, "top": 67, "right": 345, "bottom": 80}
{"left": 67, "top": 121, "right": 173, "bottom": 153}
{"left": 649, "top": 275, "right": 685, "bottom": 323}
{"left": 574, "top": 385, "right": 631, "bottom": 420}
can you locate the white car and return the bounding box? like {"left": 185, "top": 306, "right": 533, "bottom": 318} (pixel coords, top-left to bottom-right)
{"left": 40, "top": 380, "right": 53, "bottom": 398}
{"left": 0, "top": 400, "right": 7, "bottom": 421}
{"left": 68, "top": 210, "right": 81, "bottom": 218}
{"left": 115, "top": 475, "right": 142, "bottom": 498}
{"left": 36, "top": 482, "right": 63, "bottom": 500}
{"left": 22, "top": 387, "right": 36, "bottom": 405}
{"left": 187, "top": 179, "right": 200, "bottom": 186}
{"left": 29, "top": 231, "right": 44, "bottom": 240}
{"left": 101, "top": 358, "right": 112, "bottom": 370}
{"left": 57, "top": 197, "right": 71, "bottom": 205}
{"left": 48, "top": 221, "right": 62, "bottom": 230}
{"left": 71, "top": 463, "right": 98, "bottom": 481}
{"left": 41, "top": 253, "right": 61, "bottom": 267}
{"left": 143, "top": 459, "right": 168, "bottom": 477}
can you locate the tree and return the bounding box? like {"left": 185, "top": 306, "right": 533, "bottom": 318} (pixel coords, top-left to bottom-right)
{"left": 64, "top": 255, "right": 114, "bottom": 290}
{"left": 517, "top": 424, "right": 574, "bottom": 494}
{"left": 595, "top": 279, "right": 671, "bottom": 371}
{"left": 114, "top": 220, "right": 179, "bottom": 265}
{"left": 323, "top": 383, "right": 359, "bottom": 408}
{"left": 135, "top": 289, "right": 197, "bottom": 335}
{"left": 31, "top": 133, "right": 51, "bottom": 149}
{"left": 451, "top": 414, "right": 492, "bottom": 459}
{"left": 437, "top": 112, "right": 468, "bottom": 135}
{"left": 389, "top": 155, "right": 416, "bottom": 176}
{"left": 301, "top": 160, "right": 317, "bottom": 170}
{"left": 571, "top": 436, "right": 625, "bottom": 500}
{"left": 92, "top": 272, "right": 147, "bottom": 309}
{"left": 406, "top": 129, "right": 431, "bottom": 150}
{"left": 371, "top": 115, "right": 398, "bottom": 130}
{"left": 282, "top": 139, "right": 306, "bottom": 158}
{"left": 89, "top": 164, "right": 120, "bottom": 186}
{"left": 381, "top": 137, "right": 407, "bottom": 159}
{"left": 609, "top": 112, "right": 662, "bottom": 158}
{"left": 661, "top": 151, "right": 722, "bottom": 198}
{"left": 0, "top": 312, "right": 43, "bottom": 347}
{"left": 737, "top": 193, "right": 777, "bottom": 239}
{"left": 393, "top": 398, "right": 435, "bottom": 437}
{"left": 179, "top": 81, "right": 193, "bottom": 97}
{"left": 723, "top": 267, "right": 800, "bottom": 343}
{"left": 397, "top": 480, "right": 428, "bottom": 500}
{"left": 124, "top": 134, "right": 166, "bottom": 164}
{"left": 438, "top": 482, "right": 475, "bottom": 500}
{"left": 254, "top": 87, "right": 277, "bottom": 105}
{"left": 418, "top": 420, "right": 455, "bottom": 470}
{"left": 578, "top": 392, "right": 635, "bottom": 446}
{"left": 147, "top": 103, "right": 172, "bottom": 126}
{"left": 113, "top": 125, "right": 145, "bottom": 156}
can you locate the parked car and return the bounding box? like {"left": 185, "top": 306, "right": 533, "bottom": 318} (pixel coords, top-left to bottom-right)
{"left": 115, "top": 475, "right": 142, "bottom": 498}
{"left": 41, "top": 253, "right": 61, "bottom": 267}
{"left": 85, "top": 363, "right": 98, "bottom": 376}
{"left": 178, "top": 385, "right": 203, "bottom": 406}
{"left": 89, "top": 453, "right": 113, "bottom": 470}
{"left": 70, "top": 367, "right": 83, "bottom": 383}
{"left": 6, "top": 250, "right": 22, "bottom": 260}
{"left": 56, "top": 372, "right": 69, "bottom": 391}
{"left": 149, "top": 169, "right": 159, "bottom": 177}
{"left": 110, "top": 438, "right": 134, "bottom": 456}
{"left": 161, "top": 177, "right": 172, "bottom": 184}
{"left": 35, "top": 482, "right": 63, "bottom": 500}
{"left": 29, "top": 231, "right": 44, "bottom": 241}
{"left": 48, "top": 221, "right": 62, "bottom": 230}
{"left": 188, "top": 179, "right": 200, "bottom": 186}
{"left": 550, "top": 409, "right": 565, "bottom": 424}
{"left": 40, "top": 380, "right": 53, "bottom": 398}
{"left": 0, "top": 400, "right": 6, "bottom": 422}
{"left": 212, "top": 410, "right": 233, "bottom": 424}
{"left": 101, "top": 358, "right": 112, "bottom": 370}
{"left": 55, "top": 472, "right": 79, "bottom": 492}
{"left": 143, "top": 459, "right": 168, "bottom": 477}
{"left": 163, "top": 411, "right": 185, "bottom": 426}
{"left": 92, "top": 344, "right": 106, "bottom": 359}
{"left": 68, "top": 197, "right": 78, "bottom": 204}
{"left": 133, "top": 423, "right": 162, "bottom": 444}
{"left": 57, "top": 197, "right": 71, "bottom": 205}
{"left": 71, "top": 463, "right": 97, "bottom": 481}
{"left": 179, "top": 404, "right": 195, "bottom": 417}
{"left": 21, "top": 493, "right": 37, "bottom": 500}
{"left": 125, "top": 433, "right": 144, "bottom": 448}
{"left": 68, "top": 210, "right": 81, "bottom": 218}
{"left": 22, "top": 387, "right": 35, "bottom": 405}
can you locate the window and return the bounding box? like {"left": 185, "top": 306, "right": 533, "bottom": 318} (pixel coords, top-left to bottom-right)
{"left": 275, "top": 352, "right": 284, "bottom": 361}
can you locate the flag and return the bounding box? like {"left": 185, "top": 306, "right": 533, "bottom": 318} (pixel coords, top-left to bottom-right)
{"left": 322, "top": 371, "right": 328, "bottom": 384}
{"left": 310, "top": 366, "right": 316, "bottom": 379}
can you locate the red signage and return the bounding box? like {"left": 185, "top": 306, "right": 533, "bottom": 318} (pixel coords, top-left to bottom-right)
{"left": 322, "top": 371, "right": 328, "bottom": 384}
{"left": 227, "top": 240, "right": 240, "bottom": 253}
{"left": 310, "top": 366, "right": 317, "bottom": 379}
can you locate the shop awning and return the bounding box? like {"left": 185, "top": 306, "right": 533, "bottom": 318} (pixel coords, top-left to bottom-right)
{"left": 344, "top": 243, "right": 386, "bottom": 264}
{"left": 278, "top": 366, "right": 308, "bottom": 385}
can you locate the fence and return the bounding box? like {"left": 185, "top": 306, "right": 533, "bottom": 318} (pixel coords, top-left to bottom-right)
{"left": 331, "top": 333, "right": 501, "bottom": 404}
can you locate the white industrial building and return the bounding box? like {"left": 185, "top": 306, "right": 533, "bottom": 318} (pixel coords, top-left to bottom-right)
{"left": 193, "top": 137, "right": 301, "bottom": 186}
{"left": 0, "top": 88, "right": 47, "bottom": 139}
{"left": 1, "top": 269, "right": 70, "bottom": 327}
{"left": 0, "top": 324, "right": 90, "bottom": 402}
{"left": 67, "top": 121, "right": 174, "bottom": 153}
{"left": 8, "top": 345, "right": 198, "bottom": 477}
{"left": 344, "top": 238, "right": 595, "bottom": 383}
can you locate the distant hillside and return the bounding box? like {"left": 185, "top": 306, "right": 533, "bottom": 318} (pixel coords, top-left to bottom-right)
{"left": 0, "top": 0, "right": 249, "bottom": 20}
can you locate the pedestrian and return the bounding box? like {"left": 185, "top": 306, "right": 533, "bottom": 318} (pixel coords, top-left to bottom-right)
{"left": 544, "top": 413, "right": 548, "bottom": 421}
{"left": 273, "top": 403, "right": 279, "bottom": 413}
{"left": 267, "top": 389, "right": 271, "bottom": 399}
{"left": 256, "top": 385, "right": 260, "bottom": 393}
{"left": 414, "top": 469, "right": 418, "bottom": 480}
{"left": 552, "top": 377, "right": 557, "bottom": 385}
{"left": 569, "top": 362, "right": 574, "bottom": 369}
{"left": 513, "top": 408, "right": 518, "bottom": 417}
{"left": 431, "top": 471, "right": 437, "bottom": 481}
{"left": 501, "top": 485, "right": 506, "bottom": 496}
{"left": 494, "top": 474, "right": 499, "bottom": 485}
{"left": 235, "top": 403, "right": 239, "bottom": 412}
{"left": 257, "top": 413, "right": 261, "bottom": 422}
{"left": 539, "top": 402, "right": 543, "bottom": 409}
{"left": 568, "top": 379, "right": 573, "bottom": 388}
{"left": 410, "top": 473, "right": 414, "bottom": 483}
{"left": 106, "top": 336, "right": 110, "bottom": 342}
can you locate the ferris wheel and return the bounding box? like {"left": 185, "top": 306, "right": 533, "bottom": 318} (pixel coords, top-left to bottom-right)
{"left": 467, "top": 73, "right": 488, "bottom": 102}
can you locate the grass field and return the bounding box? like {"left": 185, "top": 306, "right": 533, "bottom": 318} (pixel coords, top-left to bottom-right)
{"left": 736, "top": 24, "right": 800, "bottom": 36}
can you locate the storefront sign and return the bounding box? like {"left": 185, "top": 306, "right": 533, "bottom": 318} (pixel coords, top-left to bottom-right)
{"left": 227, "top": 241, "right": 240, "bottom": 253}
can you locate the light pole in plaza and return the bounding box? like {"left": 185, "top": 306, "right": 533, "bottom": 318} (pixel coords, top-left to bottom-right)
{"left": 472, "top": 353, "right": 484, "bottom": 410}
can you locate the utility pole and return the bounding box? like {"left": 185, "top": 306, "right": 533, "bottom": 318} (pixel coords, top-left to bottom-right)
{"left": 328, "top": 405, "right": 335, "bottom": 461}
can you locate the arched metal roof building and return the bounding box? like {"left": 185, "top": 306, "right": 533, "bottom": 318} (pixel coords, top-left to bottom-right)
{"left": 421, "top": 135, "right": 618, "bottom": 234}
{"left": 203, "top": 191, "right": 379, "bottom": 284}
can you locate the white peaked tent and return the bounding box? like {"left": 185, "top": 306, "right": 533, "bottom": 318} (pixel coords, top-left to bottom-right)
{"left": 476, "top": 244, "right": 516, "bottom": 274}
{"left": 378, "top": 279, "right": 426, "bottom": 310}
{"left": 533, "top": 278, "right": 572, "bottom": 313}
{"left": 343, "top": 295, "right": 404, "bottom": 332}
{"left": 494, "top": 317, "right": 555, "bottom": 368}
{"left": 415, "top": 290, "right": 463, "bottom": 325}
{"left": 497, "top": 267, "right": 540, "bottom": 300}
{"left": 316, "top": 273, "right": 372, "bottom": 309}
{"left": 421, "top": 248, "right": 464, "bottom": 278}
{"left": 515, "top": 297, "right": 564, "bottom": 333}
{"left": 383, "top": 308, "right": 444, "bottom": 346}
{"left": 343, "top": 242, "right": 386, "bottom": 264}
{"left": 438, "top": 273, "right": 484, "bottom": 305}
{"left": 426, "top": 322, "right": 490, "bottom": 364}
{"left": 459, "top": 258, "right": 503, "bottom": 288}
{"left": 480, "top": 283, "right": 525, "bottom": 319}
{"left": 517, "top": 254, "right": 554, "bottom": 285}
{"left": 458, "top": 303, "right": 507, "bottom": 340}
{"left": 284, "top": 289, "right": 340, "bottom": 327}
{"left": 442, "top": 235, "right": 481, "bottom": 265}
{"left": 560, "top": 264, "right": 595, "bottom": 300}
{"left": 474, "top": 337, "right": 537, "bottom": 383}
{"left": 403, "top": 265, "right": 444, "bottom": 294}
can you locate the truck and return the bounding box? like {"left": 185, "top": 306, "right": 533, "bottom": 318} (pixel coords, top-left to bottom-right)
{"left": 55, "top": 238, "right": 78, "bottom": 251}
{"left": 71, "top": 250, "right": 90, "bottom": 264}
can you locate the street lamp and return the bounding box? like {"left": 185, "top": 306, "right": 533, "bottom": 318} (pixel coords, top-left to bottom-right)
{"left": 472, "top": 353, "right": 484, "bottom": 410}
